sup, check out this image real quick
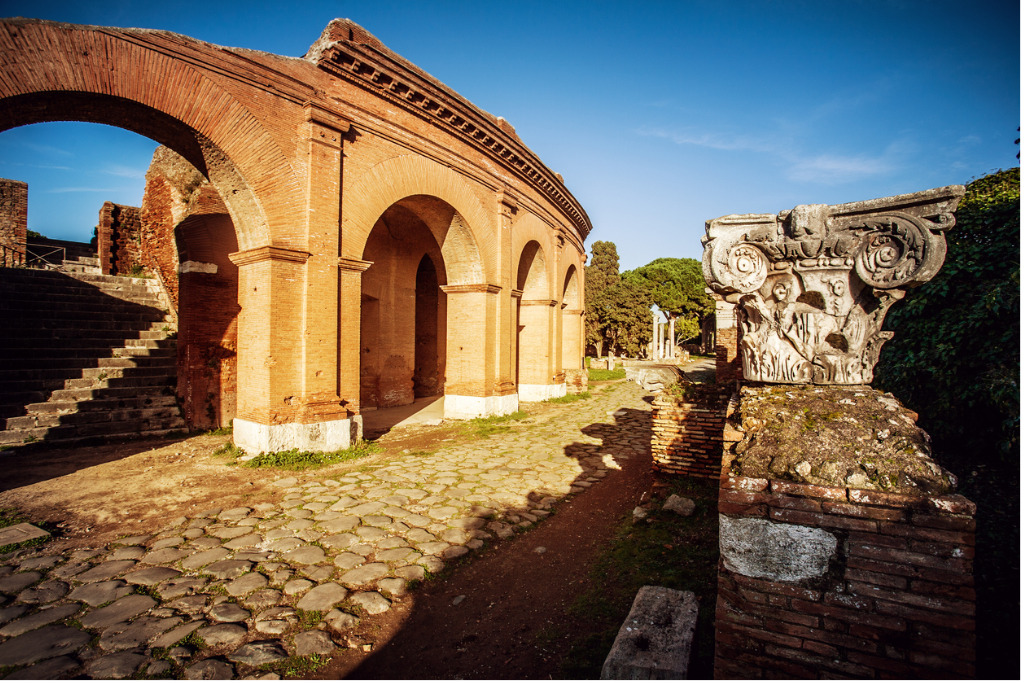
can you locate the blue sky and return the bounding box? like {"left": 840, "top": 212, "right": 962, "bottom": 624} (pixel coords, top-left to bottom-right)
{"left": 0, "top": 0, "right": 1018, "bottom": 269}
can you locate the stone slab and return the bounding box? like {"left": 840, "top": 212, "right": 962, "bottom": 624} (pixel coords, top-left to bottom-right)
{"left": 601, "top": 586, "right": 698, "bottom": 679}
{"left": 0, "top": 523, "right": 50, "bottom": 547}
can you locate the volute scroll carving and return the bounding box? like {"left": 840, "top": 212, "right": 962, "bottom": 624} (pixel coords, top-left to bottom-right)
{"left": 702, "top": 186, "right": 964, "bottom": 385}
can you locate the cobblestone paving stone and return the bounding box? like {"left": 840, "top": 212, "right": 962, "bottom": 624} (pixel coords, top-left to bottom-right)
{"left": 0, "top": 381, "right": 652, "bottom": 679}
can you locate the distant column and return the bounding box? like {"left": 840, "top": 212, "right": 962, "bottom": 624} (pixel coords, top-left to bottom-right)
{"left": 652, "top": 313, "right": 658, "bottom": 360}
{"left": 669, "top": 317, "right": 676, "bottom": 360}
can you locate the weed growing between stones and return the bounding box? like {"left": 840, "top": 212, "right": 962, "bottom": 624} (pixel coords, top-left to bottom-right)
{"left": 263, "top": 653, "right": 330, "bottom": 677}
{"left": 545, "top": 391, "right": 592, "bottom": 404}
{"left": 296, "top": 609, "right": 322, "bottom": 629}
{"left": 559, "top": 477, "right": 719, "bottom": 678}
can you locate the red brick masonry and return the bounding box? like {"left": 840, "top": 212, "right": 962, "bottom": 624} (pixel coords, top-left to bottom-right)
{"left": 715, "top": 473, "right": 976, "bottom": 678}
{"left": 651, "top": 387, "right": 729, "bottom": 478}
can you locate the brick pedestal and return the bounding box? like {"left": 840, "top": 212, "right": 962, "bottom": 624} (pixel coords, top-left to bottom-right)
{"left": 715, "top": 475, "right": 976, "bottom": 678}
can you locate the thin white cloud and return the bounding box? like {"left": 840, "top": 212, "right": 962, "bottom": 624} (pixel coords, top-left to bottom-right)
{"left": 636, "top": 126, "right": 778, "bottom": 153}
{"left": 45, "top": 187, "right": 122, "bottom": 194}
{"left": 635, "top": 124, "right": 905, "bottom": 185}
{"left": 18, "top": 141, "right": 74, "bottom": 157}
{"left": 101, "top": 164, "right": 146, "bottom": 179}
{"left": 786, "top": 153, "right": 894, "bottom": 183}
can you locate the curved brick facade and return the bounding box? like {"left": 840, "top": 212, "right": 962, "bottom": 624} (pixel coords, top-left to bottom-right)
{"left": 0, "top": 18, "right": 591, "bottom": 452}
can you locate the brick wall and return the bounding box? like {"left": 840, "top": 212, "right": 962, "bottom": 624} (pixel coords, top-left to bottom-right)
{"left": 97, "top": 201, "right": 143, "bottom": 275}
{"left": 650, "top": 386, "right": 729, "bottom": 478}
{"left": 0, "top": 178, "right": 27, "bottom": 266}
{"left": 713, "top": 298, "right": 742, "bottom": 384}
{"left": 716, "top": 472, "right": 976, "bottom": 678}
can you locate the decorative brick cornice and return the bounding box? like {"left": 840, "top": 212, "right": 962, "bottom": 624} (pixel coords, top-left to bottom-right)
{"left": 440, "top": 283, "right": 502, "bottom": 295}
{"left": 338, "top": 256, "right": 373, "bottom": 272}
{"left": 228, "top": 246, "right": 311, "bottom": 267}
{"left": 310, "top": 24, "right": 592, "bottom": 240}
{"left": 520, "top": 299, "right": 558, "bottom": 307}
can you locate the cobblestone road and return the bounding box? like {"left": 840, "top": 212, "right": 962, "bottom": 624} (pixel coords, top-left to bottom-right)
{"left": 0, "top": 380, "right": 653, "bottom": 679}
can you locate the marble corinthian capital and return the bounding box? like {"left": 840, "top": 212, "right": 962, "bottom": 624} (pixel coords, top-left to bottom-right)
{"left": 702, "top": 186, "right": 965, "bottom": 384}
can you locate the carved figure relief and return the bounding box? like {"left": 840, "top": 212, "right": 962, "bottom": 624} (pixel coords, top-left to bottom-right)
{"left": 702, "top": 186, "right": 965, "bottom": 384}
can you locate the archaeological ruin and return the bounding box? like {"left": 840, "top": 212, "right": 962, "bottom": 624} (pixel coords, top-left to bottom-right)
{"left": 0, "top": 18, "right": 590, "bottom": 453}
{"left": 703, "top": 186, "right": 978, "bottom": 678}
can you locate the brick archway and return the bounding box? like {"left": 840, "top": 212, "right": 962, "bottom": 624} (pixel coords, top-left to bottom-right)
{"left": 0, "top": 17, "right": 592, "bottom": 452}
{"left": 343, "top": 155, "right": 492, "bottom": 285}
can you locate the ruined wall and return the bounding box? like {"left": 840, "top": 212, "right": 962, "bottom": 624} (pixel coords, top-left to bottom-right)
{"left": 0, "top": 178, "right": 27, "bottom": 266}
{"left": 564, "top": 368, "right": 588, "bottom": 394}
{"left": 715, "top": 388, "right": 976, "bottom": 679}
{"left": 141, "top": 146, "right": 238, "bottom": 430}
{"left": 650, "top": 387, "right": 729, "bottom": 478}
{"left": 97, "top": 201, "right": 143, "bottom": 275}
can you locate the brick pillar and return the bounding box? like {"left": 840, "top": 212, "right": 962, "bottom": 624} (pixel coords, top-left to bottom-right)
{"left": 227, "top": 107, "right": 356, "bottom": 454}
{"left": 443, "top": 284, "right": 517, "bottom": 418}
{"left": 294, "top": 106, "right": 349, "bottom": 427}
{"left": 338, "top": 257, "right": 372, "bottom": 416}
{"left": 0, "top": 178, "right": 27, "bottom": 267}
{"left": 497, "top": 192, "right": 517, "bottom": 398}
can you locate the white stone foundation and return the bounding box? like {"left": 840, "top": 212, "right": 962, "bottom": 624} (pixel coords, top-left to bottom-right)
{"left": 517, "top": 383, "right": 567, "bottom": 402}
{"left": 233, "top": 416, "right": 360, "bottom": 455}
{"left": 444, "top": 393, "right": 519, "bottom": 419}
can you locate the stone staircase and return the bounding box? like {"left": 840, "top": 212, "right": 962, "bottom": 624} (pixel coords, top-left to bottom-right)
{"left": 0, "top": 261, "right": 185, "bottom": 447}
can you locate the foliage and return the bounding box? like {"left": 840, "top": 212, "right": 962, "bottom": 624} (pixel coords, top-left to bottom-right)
{"left": 874, "top": 168, "right": 1020, "bottom": 679}
{"left": 584, "top": 241, "right": 654, "bottom": 357}
{"left": 623, "top": 257, "right": 714, "bottom": 343}
{"left": 237, "top": 440, "right": 382, "bottom": 470}
{"left": 560, "top": 477, "right": 720, "bottom": 678}
{"left": 874, "top": 168, "right": 1019, "bottom": 464}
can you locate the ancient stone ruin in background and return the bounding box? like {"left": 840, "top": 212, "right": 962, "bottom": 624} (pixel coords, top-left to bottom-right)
{"left": 704, "top": 186, "right": 965, "bottom": 384}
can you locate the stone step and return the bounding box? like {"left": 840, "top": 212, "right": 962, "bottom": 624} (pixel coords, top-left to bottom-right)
{"left": 49, "top": 385, "right": 176, "bottom": 403}
{"left": 0, "top": 296, "right": 165, "bottom": 312}
{"left": 65, "top": 373, "right": 176, "bottom": 390}
{"left": 0, "top": 340, "right": 175, "bottom": 359}
{"left": 0, "top": 417, "right": 186, "bottom": 446}
{"left": 8, "top": 396, "right": 180, "bottom": 428}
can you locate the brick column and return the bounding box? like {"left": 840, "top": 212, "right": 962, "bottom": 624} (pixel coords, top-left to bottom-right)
{"left": 443, "top": 284, "right": 517, "bottom": 418}
{"left": 228, "top": 107, "right": 357, "bottom": 454}
{"left": 338, "top": 256, "right": 372, "bottom": 418}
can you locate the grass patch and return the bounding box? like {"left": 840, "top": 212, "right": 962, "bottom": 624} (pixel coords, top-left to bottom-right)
{"left": 239, "top": 440, "right": 382, "bottom": 471}
{"left": 546, "top": 391, "right": 591, "bottom": 404}
{"left": 205, "top": 425, "right": 233, "bottom": 436}
{"left": 296, "top": 609, "right": 322, "bottom": 629}
{"left": 264, "top": 653, "right": 331, "bottom": 677}
{"left": 560, "top": 477, "right": 720, "bottom": 679}
{"left": 463, "top": 411, "right": 529, "bottom": 438}
{"left": 588, "top": 367, "right": 626, "bottom": 381}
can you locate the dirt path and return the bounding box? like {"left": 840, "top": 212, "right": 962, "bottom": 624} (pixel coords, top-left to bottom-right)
{"left": 335, "top": 424, "right": 652, "bottom": 679}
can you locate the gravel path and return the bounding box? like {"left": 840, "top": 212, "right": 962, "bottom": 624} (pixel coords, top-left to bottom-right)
{"left": 0, "top": 380, "right": 653, "bottom": 679}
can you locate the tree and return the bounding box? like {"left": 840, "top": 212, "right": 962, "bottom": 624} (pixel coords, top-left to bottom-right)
{"left": 623, "top": 257, "right": 714, "bottom": 344}
{"left": 584, "top": 241, "right": 621, "bottom": 357}
{"left": 874, "top": 168, "right": 1019, "bottom": 464}
{"left": 584, "top": 241, "right": 654, "bottom": 357}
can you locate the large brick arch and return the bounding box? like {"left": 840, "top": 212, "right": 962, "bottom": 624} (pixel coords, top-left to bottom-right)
{"left": 0, "top": 20, "right": 305, "bottom": 250}
{"left": 343, "top": 155, "right": 492, "bottom": 285}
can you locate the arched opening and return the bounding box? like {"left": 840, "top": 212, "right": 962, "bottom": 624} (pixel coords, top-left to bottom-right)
{"left": 414, "top": 255, "right": 444, "bottom": 398}
{"left": 360, "top": 196, "right": 450, "bottom": 410}
{"left": 561, "top": 265, "right": 583, "bottom": 376}
{"left": 515, "top": 241, "right": 553, "bottom": 399}
{"left": 0, "top": 98, "right": 257, "bottom": 440}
